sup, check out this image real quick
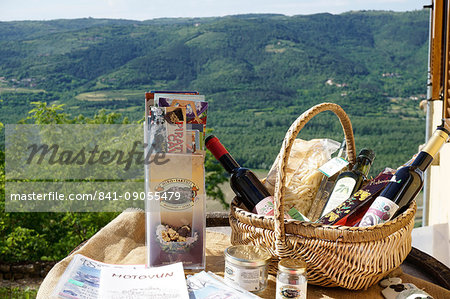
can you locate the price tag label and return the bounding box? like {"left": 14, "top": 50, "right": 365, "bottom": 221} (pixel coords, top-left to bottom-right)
{"left": 318, "top": 157, "right": 349, "bottom": 177}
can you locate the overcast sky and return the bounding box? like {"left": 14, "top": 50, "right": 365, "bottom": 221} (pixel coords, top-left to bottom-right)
{"left": 0, "top": 0, "right": 426, "bottom": 21}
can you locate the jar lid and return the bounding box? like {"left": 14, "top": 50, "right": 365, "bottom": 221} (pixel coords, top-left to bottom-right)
{"left": 278, "top": 258, "right": 307, "bottom": 275}
{"left": 224, "top": 245, "right": 271, "bottom": 267}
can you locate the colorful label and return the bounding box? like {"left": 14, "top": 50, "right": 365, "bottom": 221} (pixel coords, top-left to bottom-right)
{"left": 287, "top": 207, "right": 309, "bottom": 221}
{"left": 156, "top": 178, "right": 198, "bottom": 210}
{"left": 253, "top": 196, "right": 275, "bottom": 215}
{"left": 224, "top": 263, "right": 261, "bottom": 292}
{"left": 167, "top": 122, "right": 185, "bottom": 153}
{"left": 359, "top": 196, "right": 399, "bottom": 227}
{"left": 276, "top": 280, "right": 306, "bottom": 299}
{"left": 318, "top": 157, "right": 349, "bottom": 177}
{"left": 321, "top": 177, "right": 356, "bottom": 216}
{"left": 254, "top": 196, "right": 298, "bottom": 220}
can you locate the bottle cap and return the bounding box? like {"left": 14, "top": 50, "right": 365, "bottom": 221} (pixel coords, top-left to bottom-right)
{"left": 205, "top": 135, "right": 229, "bottom": 160}
{"left": 358, "top": 148, "right": 375, "bottom": 162}
{"left": 278, "top": 258, "right": 307, "bottom": 275}
{"left": 225, "top": 245, "right": 271, "bottom": 267}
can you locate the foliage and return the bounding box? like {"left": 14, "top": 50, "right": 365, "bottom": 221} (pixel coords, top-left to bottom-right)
{"left": 205, "top": 150, "right": 228, "bottom": 209}
{"left": 0, "top": 287, "right": 37, "bottom": 299}
{"left": 0, "top": 103, "right": 128, "bottom": 262}
{"left": 0, "top": 10, "right": 429, "bottom": 175}
{"left": 26, "top": 102, "right": 68, "bottom": 124}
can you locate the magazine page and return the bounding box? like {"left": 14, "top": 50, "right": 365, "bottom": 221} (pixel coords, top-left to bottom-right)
{"left": 154, "top": 94, "right": 207, "bottom": 126}
{"left": 154, "top": 93, "right": 208, "bottom": 152}
{"left": 148, "top": 106, "right": 187, "bottom": 153}
{"left": 52, "top": 254, "right": 144, "bottom": 299}
{"left": 98, "top": 262, "right": 189, "bottom": 299}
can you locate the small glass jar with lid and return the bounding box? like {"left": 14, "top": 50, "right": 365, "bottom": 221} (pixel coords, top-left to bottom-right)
{"left": 224, "top": 245, "right": 271, "bottom": 293}
{"left": 276, "top": 258, "right": 307, "bottom": 299}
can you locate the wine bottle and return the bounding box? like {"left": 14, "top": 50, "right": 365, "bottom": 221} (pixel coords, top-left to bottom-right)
{"left": 205, "top": 135, "right": 275, "bottom": 215}
{"left": 359, "top": 125, "right": 450, "bottom": 227}
{"left": 307, "top": 139, "right": 348, "bottom": 221}
{"left": 320, "top": 149, "right": 375, "bottom": 216}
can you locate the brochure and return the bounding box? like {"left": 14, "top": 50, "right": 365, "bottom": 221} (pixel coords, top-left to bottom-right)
{"left": 154, "top": 94, "right": 207, "bottom": 126}
{"left": 52, "top": 254, "right": 144, "bottom": 299}
{"left": 148, "top": 106, "right": 187, "bottom": 153}
{"left": 53, "top": 254, "right": 189, "bottom": 299}
{"left": 154, "top": 93, "right": 208, "bottom": 152}
{"left": 99, "top": 262, "right": 189, "bottom": 299}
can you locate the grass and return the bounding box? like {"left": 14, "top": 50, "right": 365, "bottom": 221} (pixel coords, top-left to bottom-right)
{"left": 0, "top": 287, "right": 38, "bottom": 299}
{"left": 75, "top": 89, "right": 145, "bottom": 101}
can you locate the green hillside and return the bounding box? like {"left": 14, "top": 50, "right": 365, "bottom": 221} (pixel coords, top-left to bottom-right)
{"left": 0, "top": 10, "right": 429, "bottom": 174}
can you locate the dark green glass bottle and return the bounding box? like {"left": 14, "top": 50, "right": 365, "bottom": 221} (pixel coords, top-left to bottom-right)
{"left": 320, "top": 149, "right": 375, "bottom": 217}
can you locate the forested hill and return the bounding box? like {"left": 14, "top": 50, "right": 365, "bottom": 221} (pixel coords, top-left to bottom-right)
{"left": 0, "top": 10, "right": 429, "bottom": 174}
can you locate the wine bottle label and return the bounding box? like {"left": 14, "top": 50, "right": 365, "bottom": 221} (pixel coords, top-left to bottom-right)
{"left": 321, "top": 177, "right": 356, "bottom": 216}
{"left": 253, "top": 196, "right": 275, "bottom": 215}
{"left": 318, "top": 157, "right": 349, "bottom": 177}
{"left": 358, "top": 196, "right": 399, "bottom": 227}
{"left": 253, "top": 196, "right": 296, "bottom": 220}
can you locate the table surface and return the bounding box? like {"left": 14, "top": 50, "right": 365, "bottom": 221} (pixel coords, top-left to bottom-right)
{"left": 205, "top": 228, "right": 450, "bottom": 299}
{"left": 37, "top": 211, "right": 450, "bottom": 299}
{"left": 411, "top": 222, "right": 449, "bottom": 267}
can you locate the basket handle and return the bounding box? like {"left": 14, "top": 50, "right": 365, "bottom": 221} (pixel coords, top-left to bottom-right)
{"left": 273, "top": 103, "right": 356, "bottom": 254}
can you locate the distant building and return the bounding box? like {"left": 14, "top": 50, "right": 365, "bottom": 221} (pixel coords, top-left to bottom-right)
{"left": 325, "top": 79, "right": 347, "bottom": 87}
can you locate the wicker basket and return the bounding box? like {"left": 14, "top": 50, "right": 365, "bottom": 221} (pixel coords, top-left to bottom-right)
{"left": 229, "top": 103, "right": 416, "bottom": 290}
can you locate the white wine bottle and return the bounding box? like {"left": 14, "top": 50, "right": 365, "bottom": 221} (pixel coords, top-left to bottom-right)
{"left": 359, "top": 124, "right": 450, "bottom": 227}
{"left": 320, "top": 149, "right": 375, "bottom": 217}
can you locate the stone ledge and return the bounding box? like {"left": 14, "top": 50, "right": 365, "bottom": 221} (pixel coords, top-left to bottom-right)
{"left": 0, "top": 261, "right": 56, "bottom": 280}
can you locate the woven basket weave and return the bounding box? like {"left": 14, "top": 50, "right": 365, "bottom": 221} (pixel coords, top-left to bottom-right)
{"left": 229, "top": 103, "right": 416, "bottom": 290}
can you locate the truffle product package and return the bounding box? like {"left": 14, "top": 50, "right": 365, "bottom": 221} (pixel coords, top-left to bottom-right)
{"left": 145, "top": 153, "right": 206, "bottom": 269}
{"left": 145, "top": 91, "right": 207, "bottom": 270}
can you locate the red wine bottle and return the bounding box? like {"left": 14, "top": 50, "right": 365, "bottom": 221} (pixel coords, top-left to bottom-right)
{"left": 205, "top": 135, "right": 274, "bottom": 215}
{"left": 359, "top": 125, "right": 449, "bottom": 227}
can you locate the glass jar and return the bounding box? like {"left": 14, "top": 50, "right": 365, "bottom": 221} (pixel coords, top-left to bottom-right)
{"left": 276, "top": 258, "right": 307, "bottom": 299}
{"left": 224, "top": 245, "right": 271, "bottom": 293}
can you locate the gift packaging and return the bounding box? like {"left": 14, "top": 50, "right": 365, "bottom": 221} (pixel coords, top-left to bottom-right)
{"left": 145, "top": 91, "right": 207, "bottom": 270}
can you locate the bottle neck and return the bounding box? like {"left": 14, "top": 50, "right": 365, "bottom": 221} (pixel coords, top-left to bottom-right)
{"left": 218, "top": 154, "right": 241, "bottom": 173}
{"left": 412, "top": 127, "right": 449, "bottom": 171}
{"left": 337, "top": 139, "right": 347, "bottom": 159}
{"left": 205, "top": 135, "right": 241, "bottom": 173}
{"left": 352, "top": 157, "right": 372, "bottom": 177}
